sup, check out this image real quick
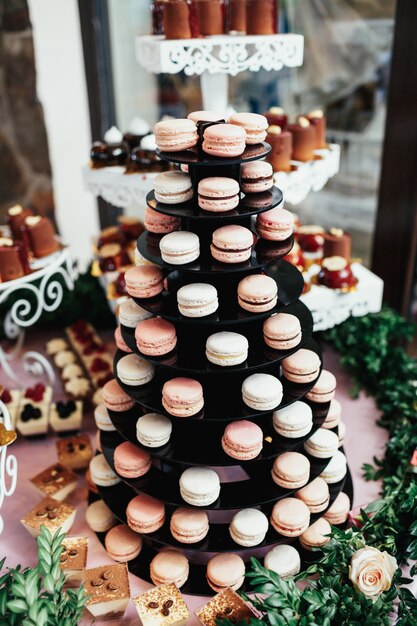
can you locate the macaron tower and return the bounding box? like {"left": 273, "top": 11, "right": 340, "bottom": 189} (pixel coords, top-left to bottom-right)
{"left": 91, "top": 111, "right": 352, "bottom": 595}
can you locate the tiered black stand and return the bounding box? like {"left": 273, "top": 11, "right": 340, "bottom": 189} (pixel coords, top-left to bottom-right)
{"left": 95, "top": 143, "right": 354, "bottom": 595}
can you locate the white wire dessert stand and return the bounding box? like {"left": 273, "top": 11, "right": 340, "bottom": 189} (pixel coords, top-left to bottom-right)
{"left": 0, "top": 400, "right": 17, "bottom": 535}
{"left": 0, "top": 247, "right": 77, "bottom": 385}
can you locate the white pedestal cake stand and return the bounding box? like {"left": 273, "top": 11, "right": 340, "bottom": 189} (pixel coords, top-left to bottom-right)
{"left": 0, "top": 247, "right": 77, "bottom": 385}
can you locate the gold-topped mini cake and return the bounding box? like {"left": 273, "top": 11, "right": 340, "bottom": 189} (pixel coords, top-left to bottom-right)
{"left": 20, "top": 496, "right": 76, "bottom": 537}
{"left": 133, "top": 583, "right": 190, "bottom": 626}
{"left": 60, "top": 536, "right": 88, "bottom": 585}
{"left": 30, "top": 463, "right": 78, "bottom": 501}
{"left": 56, "top": 434, "right": 93, "bottom": 470}
{"left": 196, "top": 587, "right": 256, "bottom": 626}
{"left": 83, "top": 563, "right": 130, "bottom": 619}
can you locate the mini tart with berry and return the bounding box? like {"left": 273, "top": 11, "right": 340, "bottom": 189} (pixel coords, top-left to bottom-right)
{"left": 317, "top": 256, "right": 358, "bottom": 291}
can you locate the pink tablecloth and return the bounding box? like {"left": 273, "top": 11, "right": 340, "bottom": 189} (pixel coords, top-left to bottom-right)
{"left": 0, "top": 333, "right": 387, "bottom": 625}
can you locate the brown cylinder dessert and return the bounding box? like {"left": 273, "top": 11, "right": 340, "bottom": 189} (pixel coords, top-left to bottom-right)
{"left": 288, "top": 117, "right": 316, "bottom": 162}
{"left": 317, "top": 256, "right": 358, "bottom": 291}
{"left": 0, "top": 238, "right": 29, "bottom": 282}
{"left": 151, "top": 0, "right": 166, "bottom": 35}
{"left": 266, "top": 125, "right": 292, "bottom": 172}
{"left": 7, "top": 205, "right": 33, "bottom": 240}
{"left": 126, "top": 146, "right": 168, "bottom": 173}
{"left": 122, "top": 118, "right": 151, "bottom": 151}
{"left": 25, "top": 216, "right": 59, "bottom": 258}
{"left": 323, "top": 228, "right": 351, "bottom": 260}
{"left": 306, "top": 109, "right": 326, "bottom": 149}
{"left": 90, "top": 126, "right": 129, "bottom": 168}
{"left": 163, "top": 0, "right": 192, "bottom": 39}
{"left": 246, "top": 0, "right": 275, "bottom": 35}
{"left": 263, "top": 107, "right": 287, "bottom": 129}
{"left": 195, "top": 0, "right": 223, "bottom": 35}
{"left": 226, "top": 0, "right": 246, "bottom": 33}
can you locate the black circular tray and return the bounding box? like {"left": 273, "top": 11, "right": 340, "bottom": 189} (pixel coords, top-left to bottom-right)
{"left": 90, "top": 463, "right": 353, "bottom": 595}
{"left": 156, "top": 142, "right": 271, "bottom": 166}
{"left": 100, "top": 430, "right": 339, "bottom": 512}
{"left": 146, "top": 187, "right": 283, "bottom": 221}
{"left": 120, "top": 301, "right": 313, "bottom": 375}
{"left": 105, "top": 398, "right": 329, "bottom": 467}
{"left": 132, "top": 265, "right": 305, "bottom": 326}
{"left": 137, "top": 232, "right": 294, "bottom": 275}
{"left": 112, "top": 336, "right": 322, "bottom": 422}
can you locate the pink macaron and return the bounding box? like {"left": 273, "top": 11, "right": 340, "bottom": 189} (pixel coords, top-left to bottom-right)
{"left": 206, "top": 553, "right": 245, "bottom": 592}
{"left": 102, "top": 379, "right": 136, "bottom": 412}
{"left": 256, "top": 207, "right": 295, "bottom": 241}
{"left": 198, "top": 177, "right": 240, "bottom": 212}
{"left": 154, "top": 118, "right": 198, "bottom": 152}
{"left": 241, "top": 161, "right": 273, "bottom": 193}
{"left": 237, "top": 274, "right": 278, "bottom": 313}
{"left": 211, "top": 225, "right": 253, "bottom": 264}
{"left": 144, "top": 207, "right": 180, "bottom": 234}
{"left": 135, "top": 317, "right": 177, "bottom": 356}
{"left": 187, "top": 110, "right": 224, "bottom": 123}
{"left": 162, "top": 377, "right": 204, "bottom": 417}
{"left": 229, "top": 112, "right": 268, "bottom": 144}
{"left": 305, "top": 370, "right": 337, "bottom": 403}
{"left": 125, "top": 265, "right": 164, "bottom": 299}
{"left": 270, "top": 497, "right": 310, "bottom": 537}
{"left": 126, "top": 493, "right": 165, "bottom": 534}
{"left": 114, "top": 441, "right": 152, "bottom": 478}
{"left": 282, "top": 349, "right": 321, "bottom": 384}
{"left": 221, "top": 420, "right": 263, "bottom": 460}
{"left": 105, "top": 524, "right": 143, "bottom": 562}
{"left": 170, "top": 507, "right": 209, "bottom": 544}
{"left": 114, "top": 325, "right": 132, "bottom": 353}
{"left": 150, "top": 550, "right": 189, "bottom": 588}
{"left": 202, "top": 124, "right": 246, "bottom": 158}
{"left": 323, "top": 491, "right": 351, "bottom": 525}
{"left": 263, "top": 313, "right": 302, "bottom": 350}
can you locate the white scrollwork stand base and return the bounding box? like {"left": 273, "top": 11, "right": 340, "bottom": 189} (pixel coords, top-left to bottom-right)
{"left": 0, "top": 248, "right": 77, "bottom": 385}
{"left": 0, "top": 400, "right": 17, "bottom": 535}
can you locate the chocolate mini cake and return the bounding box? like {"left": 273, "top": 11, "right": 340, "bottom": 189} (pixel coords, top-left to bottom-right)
{"left": 288, "top": 117, "right": 317, "bottom": 162}
{"left": 98, "top": 243, "right": 131, "bottom": 274}
{"left": 25, "top": 216, "right": 60, "bottom": 258}
{"left": 195, "top": 0, "right": 223, "bottom": 36}
{"left": 7, "top": 205, "right": 33, "bottom": 239}
{"left": 247, "top": 0, "right": 275, "bottom": 34}
{"left": 163, "top": 0, "right": 192, "bottom": 39}
{"left": 123, "top": 117, "right": 151, "bottom": 150}
{"left": 266, "top": 125, "right": 293, "bottom": 172}
{"left": 90, "top": 126, "right": 129, "bottom": 168}
{"left": 97, "top": 226, "right": 125, "bottom": 249}
{"left": 264, "top": 107, "right": 288, "bottom": 129}
{"left": 56, "top": 434, "right": 93, "bottom": 470}
{"left": 323, "top": 228, "right": 352, "bottom": 260}
{"left": 0, "top": 238, "right": 29, "bottom": 281}
{"left": 117, "top": 216, "right": 145, "bottom": 241}
{"left": 306, "top": 109, "right": 327, "bottom": 149}
{"left": 227, "top": 0, "right": 246, "bottom": 34}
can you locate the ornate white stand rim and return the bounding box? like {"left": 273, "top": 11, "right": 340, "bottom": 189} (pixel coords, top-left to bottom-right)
{"left": 136, "top": 33, "right": 304, "bottom": 76}
{"left": 0, "top": 400, "right": 17, "bottom": 535}
{"left": 301, "top": 263, "right": 384, "bottom": 332}
{"left": 83, "top": 166, "right": 158, "bottom": 210}
{"left": 0, "top": 247, "right": 77, "bottom": 385}
{"left": 274, "top": 144, "right": 341, "bottom": 206}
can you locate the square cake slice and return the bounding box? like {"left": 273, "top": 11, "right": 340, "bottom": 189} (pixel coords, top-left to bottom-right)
{"left": 56, "top": 434, "right": 93, "bottom": 470}
{"left": 83, "top": 563, "right": 130, "bottom": 619}
{"left": 49, "top": 400, "right": 83, "bottom": 433}
{"left": 30, "top": 463, "right": 78, "bottom": 501}
{"left": 20, "top": 496, "right": 76, "bottom": 538}
{"left": 196, "top": 587, "right": 256, "bottom": 626}
{"left": 60, "top": 536, "right": 88, "bottom": 585}
{"left": 133, "top": 583, "right": 190, "bottom": 625}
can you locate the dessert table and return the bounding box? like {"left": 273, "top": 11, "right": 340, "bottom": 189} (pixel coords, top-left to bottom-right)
{"left": 0, "top": 330, "right": 387, "bottom": 625}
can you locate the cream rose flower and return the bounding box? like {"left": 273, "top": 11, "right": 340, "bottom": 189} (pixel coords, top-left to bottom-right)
{"left": 349, "top": 546, "right": 397, "bottom": 602}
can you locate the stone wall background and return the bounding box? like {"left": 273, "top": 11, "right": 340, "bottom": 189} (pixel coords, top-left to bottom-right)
{"left": 0, "top": 0, "right": 55, "bottom": 223}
